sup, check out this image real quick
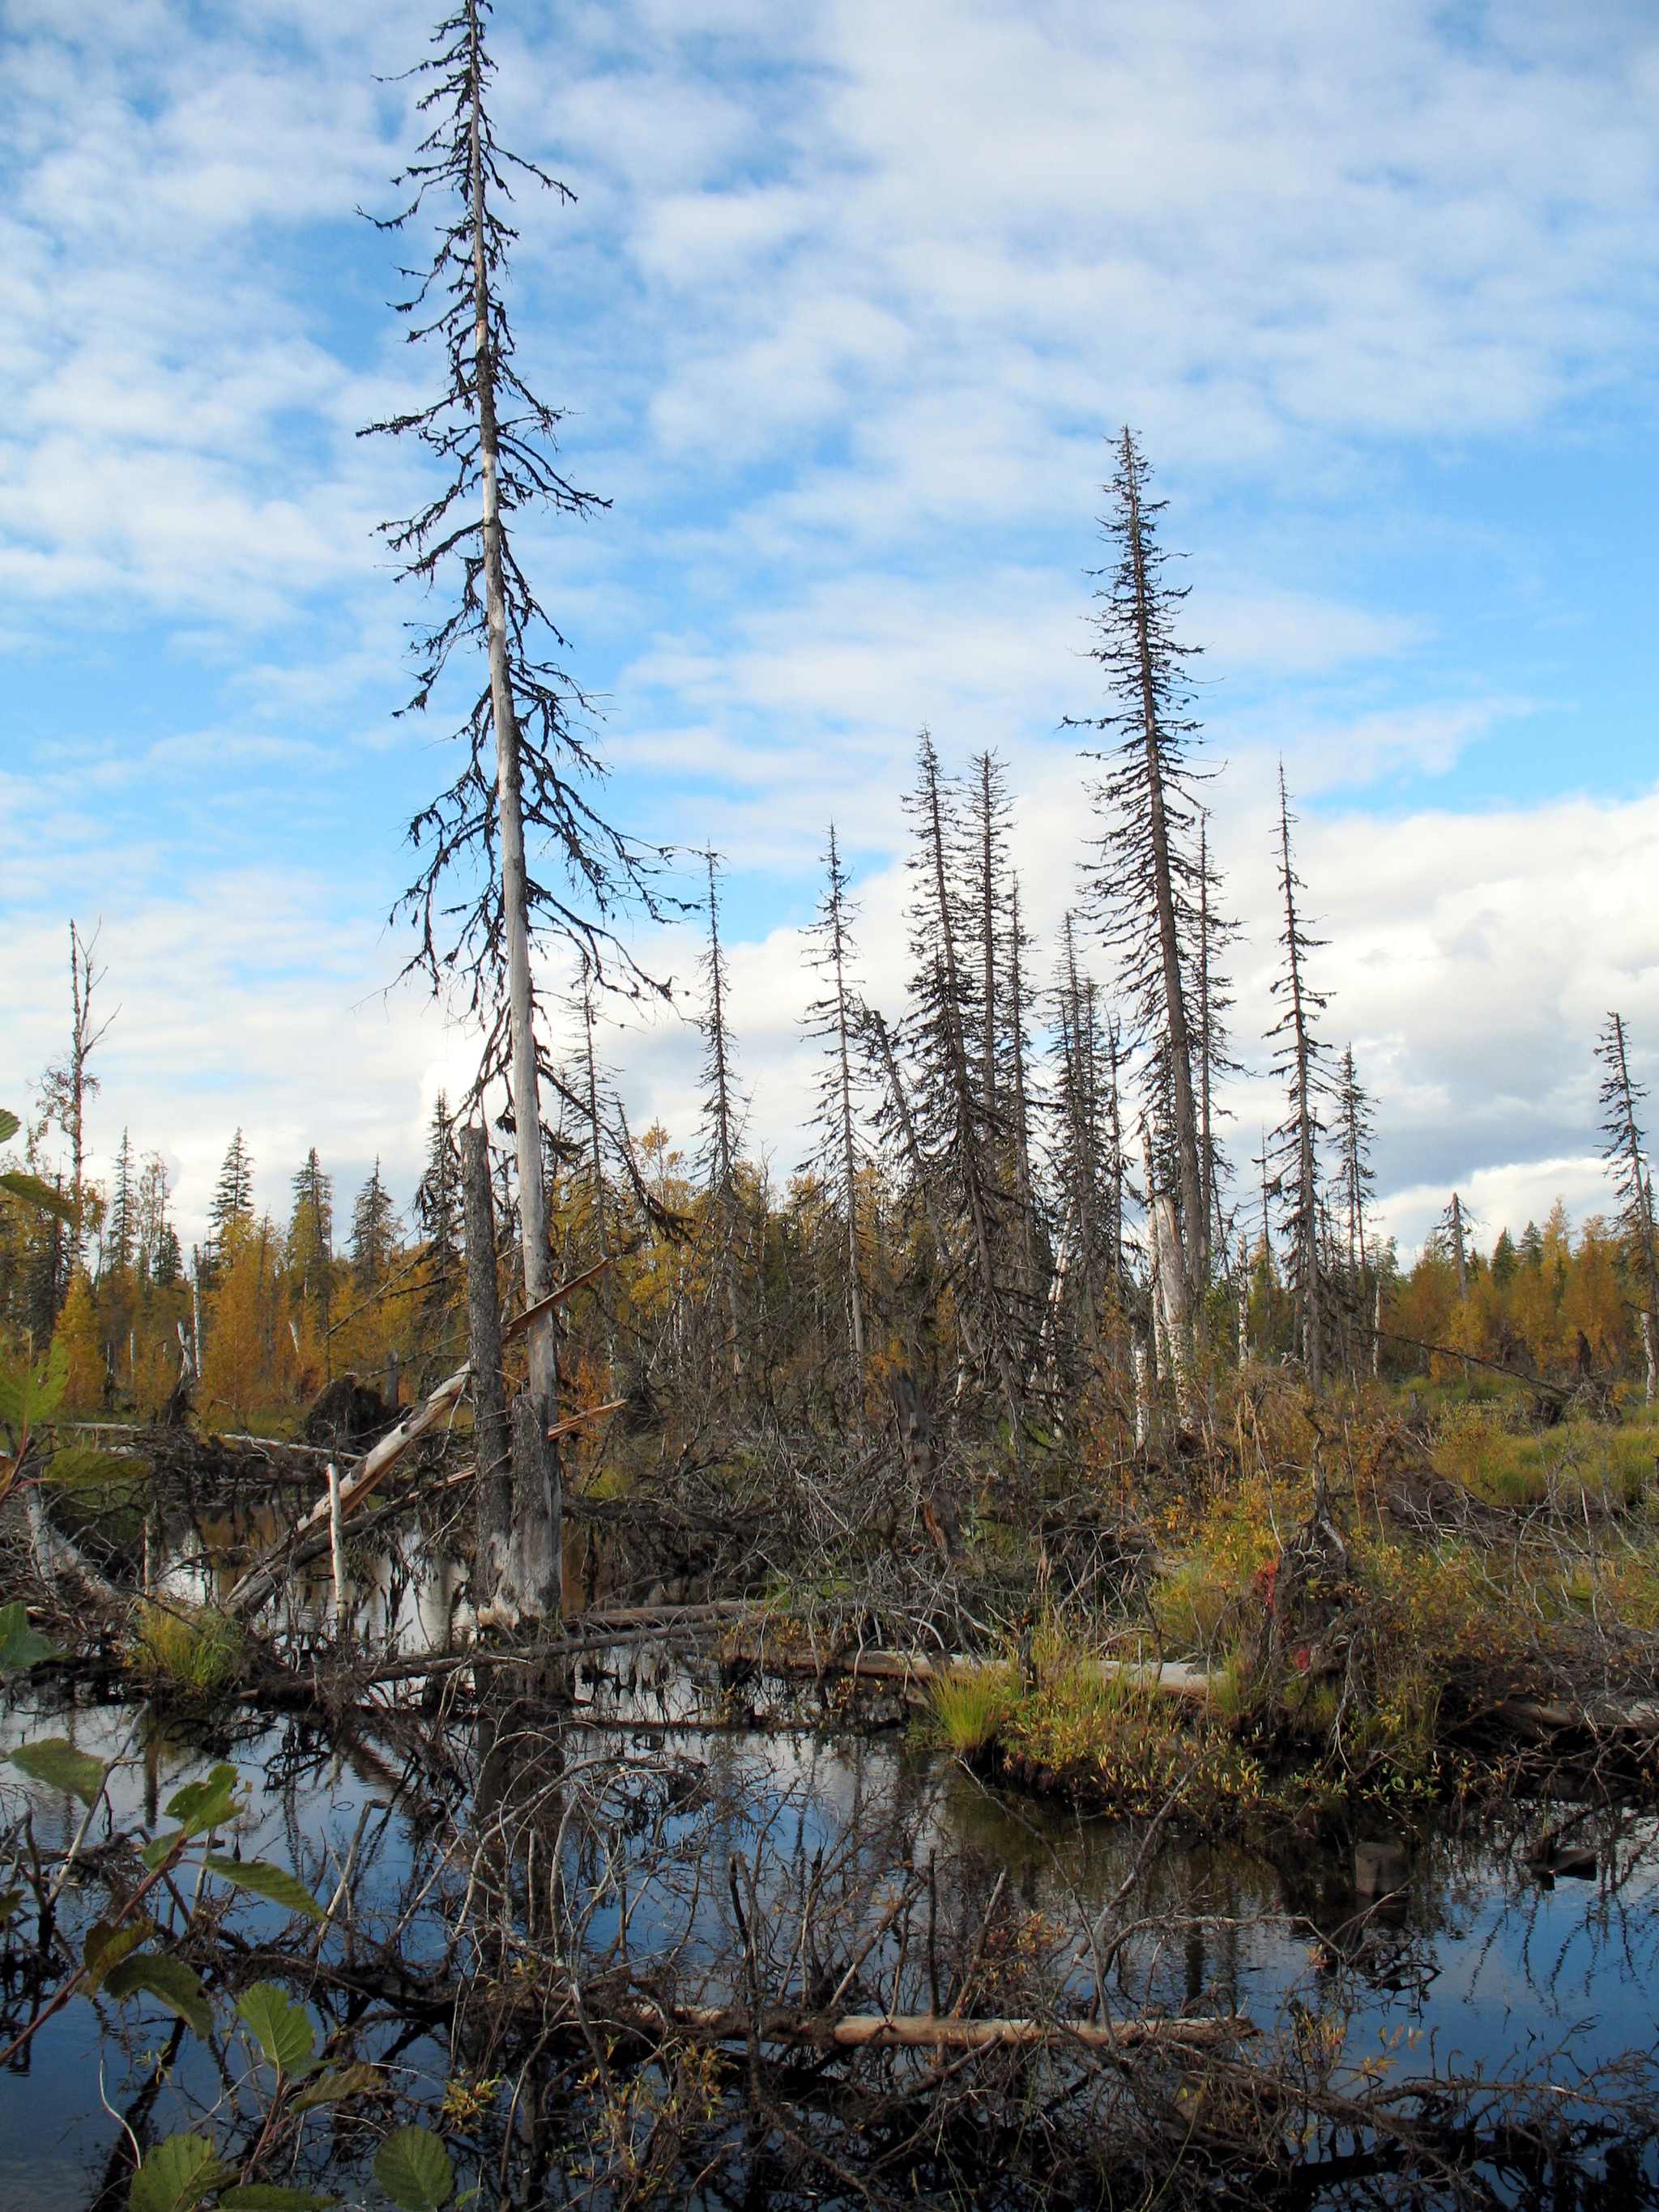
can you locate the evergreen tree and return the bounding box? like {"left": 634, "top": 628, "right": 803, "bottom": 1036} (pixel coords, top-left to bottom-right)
{"left": 288, "top": 1147, "right": 335, "bottom": 1343}
{"left": 415, "top": 1093, "right": 466, "bottom": 1365}
{"left": 898, "top": 731, "right": 1021, "bottom": 1433}
{"left": 209, "top": 1129, "right": 255, "bottom": 1255}
{"left": 1073, "top": 430, "right": 1209, "bottom": 1309}
{"left": 107, "top": 1128, "right": 136, "bottom": 1276}
{"left": 1266, "top": 765, "right": 1329, "bottom": 1392}
{"left": 351, "top": 1159, "right": 400, "bottom": 1296}
{"left": 802, "top": 823, "right": 867, "bottom": 1371}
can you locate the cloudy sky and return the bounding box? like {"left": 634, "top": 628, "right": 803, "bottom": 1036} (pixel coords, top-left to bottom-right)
{"left": 2, "top": 0, "right": 1656, "bottom": 1259}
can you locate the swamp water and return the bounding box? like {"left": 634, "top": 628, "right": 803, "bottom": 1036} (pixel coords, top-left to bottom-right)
{"left": 6, "top": 1664, "right": 1659, "bottom": 2211}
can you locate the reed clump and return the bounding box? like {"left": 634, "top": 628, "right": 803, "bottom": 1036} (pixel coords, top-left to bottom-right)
{"left": 132, "top": 1601, "right": 245, "bottom": 1694}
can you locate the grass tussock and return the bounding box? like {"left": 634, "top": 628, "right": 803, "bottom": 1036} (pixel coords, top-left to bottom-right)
{"left": 930, "top": 1662, "right": 1014, "bottom": 1754}
{"left": 132, "top": 1602, "right": 245, "bottom": 1694}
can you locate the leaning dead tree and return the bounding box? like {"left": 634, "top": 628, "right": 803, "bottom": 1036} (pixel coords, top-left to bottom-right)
{"left": 365, "top": 0, "right": 663, "bottom": 1617}
{"left": 1073, "top": 430, "right": 1213, "bottom": 1345}
{"left": 1598, "top": 1010, "right": 1659, "bottom": 1403}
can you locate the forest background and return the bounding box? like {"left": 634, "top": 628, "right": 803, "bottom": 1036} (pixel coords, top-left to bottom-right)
{"left": 4, "top": 0, "right": 1659, "bottom": 1352}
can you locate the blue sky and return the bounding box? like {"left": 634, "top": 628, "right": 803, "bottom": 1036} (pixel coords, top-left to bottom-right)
{"left": 3, "top": 0, "right": 1657, "bottom": 1256}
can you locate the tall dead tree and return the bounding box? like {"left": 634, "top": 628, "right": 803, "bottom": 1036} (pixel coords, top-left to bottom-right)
{"left": 803, "top": 825, "right": 866, "bottom": 1374}
{"left": 699, "top": 849, "right": 744, "bottom": 1379}
{"left": 1334, "top": 1043, "right": 1375, "bottom": 1379}
{"left": 39, "top": 919, "right": 113, "bottom": 1274}
{"left": 1195, "top": 812, "right": 1237, "bottom": 1276}
{"left": 902, "top": 733, "right": 1021, "bottom": 1438}
{"left": 579, "top": 964, "right": 614, "bottom": 1379}
{"left": 1267, "top": 765, "right": 1328, "bottom": 1395}
{"left": 1073, "top": 430, "right": 1209, "bottom": 1314}
{"left": 1597, "top": 1011, "right": 1659, "bottom": 1402}
{"left": 366, "top": 2, "right": 663, "bottom": 1617}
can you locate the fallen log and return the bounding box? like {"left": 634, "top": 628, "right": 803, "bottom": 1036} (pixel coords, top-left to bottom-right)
{"left": 753, "top": 1646, "right": 1215, "bottom": 1703}
{"left": 629, "top": 2001, "right": 1256, "bottom": 2053}
{"left": 223, "top": 1366, "right": 471, "bottom": 1618}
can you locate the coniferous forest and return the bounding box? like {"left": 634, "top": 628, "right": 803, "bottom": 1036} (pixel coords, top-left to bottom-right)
{"left": 4, "top": 10, "right": 1659, "bottom": 2212}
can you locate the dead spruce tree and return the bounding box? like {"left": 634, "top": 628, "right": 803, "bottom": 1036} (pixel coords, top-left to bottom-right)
{"left": 1267, "top": 765, "right": 1329, "bottom": 1394}
{"left": 802, "top": 824, "right": 867, "bottom": 1375}
{"left": 38, "top": 918, "right": 114, "bottom": 1275}
{"left": 900, "top": 731, "right": 1021, "bottom": 1437}
{"left": 1195, "top": 810, "right": 1239, "bottom": 1269}
{"left": 1333, "top": 1043, "right": 1376, "bottom": 1379}
{"left": 365, "top": 0, "right": 663, "bottom": 1619}
{"left": 1073, "top": 430, "right": 1214, "bottom": 1339}
{"left": 699, "top": 850, "right": 744, "bottom": 1380}
{"left": 1597, "top": 1011, "right": 1659, "bottom": 1401}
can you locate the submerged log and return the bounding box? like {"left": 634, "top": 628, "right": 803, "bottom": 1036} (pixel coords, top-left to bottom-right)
{"left": 630, "top": 2001, "right": 1255, "bottom": 2053}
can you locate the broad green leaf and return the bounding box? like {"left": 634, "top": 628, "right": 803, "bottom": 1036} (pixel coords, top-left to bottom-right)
{"left": 204, "top": 1855, "right": 325, "bottom": 1924}
{"left": 11, "top": 1737, "right": 106, "bottom": 1803}
{"left": 103, "top": 1953, "right": 212, "bottom": 2038}
{"left": 164, "top": 1763, "right": 241, "bottom": 1839}
{"left": 219, "top": 2191, "right": 339, "bottom": 2210}
{"left": 0, "top": 1886, "right": 21, "bottom": 1927}
{"left": 289, "top": 2061, "right": 382, "bottom": 2112}
{"left": 237, "top": 1982, "right": 315, "bottom": 2077}
{"left": 0, "top": 1169, "right": 78, "bottom": 1221}
{"left": 374, "top": 2125, "right": 454, "bottom": 2211}
{"left": 0, "top": 1109, "right": 19, "bottom": 1145}
{"left": 84, "top": 1916, "right": 156, "bottom": 1994}
{"left": 0, "top": 1600, "right": 57, "bottom": 1677}
{"left": 128, "top": 2133, "right": 231, "bottom": 2212}
{"left": 0, "top": 1334, "right": 68, "bottom": 1429}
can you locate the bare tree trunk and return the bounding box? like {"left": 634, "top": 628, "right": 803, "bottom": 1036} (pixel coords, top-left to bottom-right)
{"left": 468, "top": 21, "right": 559, "bottom": 1617}
{"left": 1141, "top": 1120, "right": 1194, "bottom": 1426}
{"left": 1009, "top": 880, "right": 1036, "bottom": 1302}
{"left": 1237, "top": 1230, "right": 1249, "bottom": 1364}
{"left": 1132, "top": 1332, "right": 1151, "bottom": 1450}
{"left": 1372, "top": 1276, "right": 1382, "bottom": 1380}
{"left": 462, "top": 1123, "right": 512, "bottom": 1616}
{"left": 1450, "top": 1191, "right": 1469, "bottom": 1299}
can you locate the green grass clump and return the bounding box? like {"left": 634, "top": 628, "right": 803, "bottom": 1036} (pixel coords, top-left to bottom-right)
{"left": 133, "top": 1603, "right": 244, "bottom": 1694}
{"left": 931, "top": 1663, "right": 1014, "bottom": 1754}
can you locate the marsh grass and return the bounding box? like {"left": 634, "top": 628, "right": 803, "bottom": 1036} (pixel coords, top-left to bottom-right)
{"left": 133, "top": 1601, "right": 245, "bottom": 1694}
{"left": 931, "top": 1663, "right": 1014, "bottom": 1754}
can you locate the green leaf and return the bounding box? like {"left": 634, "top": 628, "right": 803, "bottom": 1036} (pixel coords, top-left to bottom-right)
{"left": 289, "top": 2061, "right": 381, "bottom": 2112}
{"left": 374, "top": 2126, "right": 454, "bottom": 2211}
{"left": 103, "top": 1953, "right": 212, "bottom": 2038}
{"left": 219, "top": 2191, "right": 339, "bottom": 2210}
{"left": 0, "top": 1109, "right": 19, "bottom": 1145}
{"left": 128, "top": 2133, "right": 231, "bottom": 2212}
{"left": 236, "top": 1982, "right": 315, "bottom": 2076}
{"left": 165, "top": 1763, "right": 241, "bottom": 1839}
{"left": 11, "top": 1737, "right": 106, "bottom": 1803}
{"left": 203, "top": 1856, "right": 325, "bottom": 1924}
{"left": 0, "top": 1600, "right": 57, "bottom": 1677}
{"left": 0, "top": 1169, "right": 78, "bottom": 1222}
{"left": 0, "top": 1886, "right": 22, "bottom": 1928}
{"left": 0, "top": 1334, "right": 68, "bottom": 1430}
{"left": 83, "top": 1916, "right": 156, "bottom": 1994}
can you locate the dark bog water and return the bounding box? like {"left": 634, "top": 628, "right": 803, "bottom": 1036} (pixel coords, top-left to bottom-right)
{"left": 5, "top": 1669, "right": 1658, "bottom": 2210}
